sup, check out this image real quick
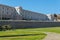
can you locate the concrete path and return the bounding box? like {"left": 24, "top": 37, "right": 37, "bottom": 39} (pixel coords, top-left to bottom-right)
{"left": 43, "top": 32, "right": 60, "bottom": 40}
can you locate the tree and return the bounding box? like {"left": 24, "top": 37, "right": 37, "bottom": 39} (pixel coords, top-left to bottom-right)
{"left": 54, "top": 14, "right": 57, "bottom": 21}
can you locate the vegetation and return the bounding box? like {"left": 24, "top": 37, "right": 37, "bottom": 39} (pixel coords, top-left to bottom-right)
{"left": 0, "top": 27, "right": 60, "bottom": 40}
{"left": 0, "top": 25, "right": 12, "bottom": 31}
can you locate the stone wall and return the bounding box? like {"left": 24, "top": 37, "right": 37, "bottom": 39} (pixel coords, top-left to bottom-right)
{"left": 0, "top": 20, "right": 60, "bottom": 29}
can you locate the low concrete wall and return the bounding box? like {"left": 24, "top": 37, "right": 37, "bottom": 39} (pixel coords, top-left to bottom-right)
{"left": 0, "top": 20, "right": 60, "bottom": 29}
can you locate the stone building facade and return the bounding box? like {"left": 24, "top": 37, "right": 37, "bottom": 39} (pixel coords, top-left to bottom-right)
{"left": 0, "top": 4, "right": 22, "bottom": 20}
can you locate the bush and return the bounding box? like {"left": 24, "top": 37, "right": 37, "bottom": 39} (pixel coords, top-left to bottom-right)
{"left": 2, "top": 25, "right": 12, "bottom": 31}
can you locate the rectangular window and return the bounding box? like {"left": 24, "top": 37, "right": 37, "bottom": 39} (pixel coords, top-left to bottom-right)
{"left": 7, "top": 12, "right": 8, "bottom": 14}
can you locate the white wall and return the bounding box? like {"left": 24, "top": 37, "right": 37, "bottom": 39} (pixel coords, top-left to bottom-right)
{"left": 16, "top": 7, "right": 49, "bottom": 21}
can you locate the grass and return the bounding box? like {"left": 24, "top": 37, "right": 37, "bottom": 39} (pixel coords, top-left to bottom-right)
{"left": 28, "top": 27, "right": 60, "bottom": 33}
{"left": 0, "top": 29, "right": 46, "bottom": 40}
{"left": 0, "top": 27, "right": 60, "bottom": 40}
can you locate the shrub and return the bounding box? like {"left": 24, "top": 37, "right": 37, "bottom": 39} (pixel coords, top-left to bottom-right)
{"left": 2, "top": 25, "right": 12, "bottom": 31}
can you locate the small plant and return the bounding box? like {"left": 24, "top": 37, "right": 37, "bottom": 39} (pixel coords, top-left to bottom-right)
{"left": 2, "top": 25, "right": 12, "bottom": 31}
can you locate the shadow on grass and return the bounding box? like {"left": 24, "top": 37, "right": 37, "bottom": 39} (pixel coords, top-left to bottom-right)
{"left": 0, "top": 34, "right": 44, "bottom": 38}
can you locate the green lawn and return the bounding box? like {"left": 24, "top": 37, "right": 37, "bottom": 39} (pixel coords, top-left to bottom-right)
{"left": 0, "top": 29, "right": 46, "bottom": 40}
{"left": 0, "top": 27, "right": 60, "bottom": 40}
{"left": 30, "top": 27, "right": 60, "bottom": 33}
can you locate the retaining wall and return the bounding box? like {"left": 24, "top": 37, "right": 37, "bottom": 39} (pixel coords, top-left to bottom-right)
{"left": 0, "top": 20, "right": 60, "bottom": 29}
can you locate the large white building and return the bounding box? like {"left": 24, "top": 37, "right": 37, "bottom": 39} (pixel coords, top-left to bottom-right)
{"left": 15, "top": 7, "right": 49, "bottom": 21}
{"left": 0, "top": 4, "right": 51, "bottom": 21}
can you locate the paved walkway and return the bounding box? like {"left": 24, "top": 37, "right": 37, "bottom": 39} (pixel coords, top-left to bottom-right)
{"left": 43, "top": 32, "right": 60, "bottom": 40}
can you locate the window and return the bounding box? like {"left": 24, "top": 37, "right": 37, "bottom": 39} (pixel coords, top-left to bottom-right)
{"left": 7, "top": 12, "right": 8, "bottom": 14}
{"left": 2, "top": 7, "right": 4, "bottom": 9}
{"left": 7, "top": 7, "right": 9, "bottom": 10}
{"left": 2, "top": 17, "right": 10, "bottom": 20}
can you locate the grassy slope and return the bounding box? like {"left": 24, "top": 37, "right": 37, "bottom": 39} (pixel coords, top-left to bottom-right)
{"left": 0, "top": 29, "right": 46, "bottom": 40}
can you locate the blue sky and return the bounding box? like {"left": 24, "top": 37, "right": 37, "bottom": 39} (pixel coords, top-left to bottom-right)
{"left": 0, "top": 0, "right": 60, "bottom": 14}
